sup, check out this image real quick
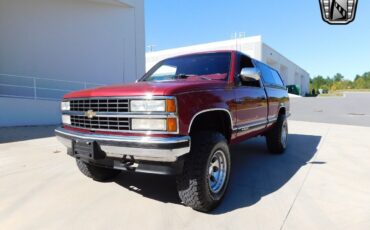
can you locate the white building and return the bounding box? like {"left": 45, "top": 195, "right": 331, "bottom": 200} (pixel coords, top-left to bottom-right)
{"left": 0, "top": 0, "right": 145, "bottom": 127}
{"left": 146, "top": 36, "right": 310, "bottom": 95}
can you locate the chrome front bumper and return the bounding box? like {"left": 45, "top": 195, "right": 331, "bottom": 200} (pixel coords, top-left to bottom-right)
{"left": 55, "top": 127, "right": 190, "bottom": 162}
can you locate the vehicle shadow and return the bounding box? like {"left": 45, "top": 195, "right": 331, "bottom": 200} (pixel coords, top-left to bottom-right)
{"left": 0, "top": 125, "right": 57, "bottom": 144}
{"left": 114, "top": 134, "right": 321, "bottom": 214}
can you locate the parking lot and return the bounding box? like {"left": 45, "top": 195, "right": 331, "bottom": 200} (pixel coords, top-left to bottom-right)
{"left": 290, "top": 92, "right": 370, "bottom": 127}
{"left": 1, "top": 93, "right": 370, "bottom": 230}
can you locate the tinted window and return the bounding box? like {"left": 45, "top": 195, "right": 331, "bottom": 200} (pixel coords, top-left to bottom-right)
{"left": 238, "top": 55, "right": 254, "bottom": 72}
{"left": 258, "top": 63, "right": 276, "bottom": 85}
{"left": 257, "top": 62, "right": 285, "bottom": 87}
{"left": 142, "top": 53, "right": 231, "bottom": 82}
{"left": 235, "top": 55, "right": 260, "bottom": 87}
{"left": 271, "top": 70, "right": 285, "bottom": 87}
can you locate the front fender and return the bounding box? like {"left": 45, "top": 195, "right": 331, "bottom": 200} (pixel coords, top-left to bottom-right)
{"left": 176, "top": 89, "right": 235, "bottom": 135}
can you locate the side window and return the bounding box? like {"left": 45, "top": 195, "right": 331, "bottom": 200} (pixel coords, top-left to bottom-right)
{"left": 258, "top": 63, "right": 275, "bottom": 85}
{"left": 239, "top": 55, "right": 254, "bottom": 70}
{"left": 237, "top": 55, "right": 260, "bottom": 87}
{"left": 271, "top": 70, "right": 285, "bottom": 87}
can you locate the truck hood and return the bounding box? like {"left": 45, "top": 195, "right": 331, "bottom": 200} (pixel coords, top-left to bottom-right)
{"left": 64, "top": 80, "right": 227, "bottom": 98}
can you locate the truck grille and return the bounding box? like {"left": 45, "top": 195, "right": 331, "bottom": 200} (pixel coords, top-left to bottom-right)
{"left": 70, "top": 99, "right": 129, "bottom": 112}
{"left": 71, "top": 115, "right": 130, "bottom": 131}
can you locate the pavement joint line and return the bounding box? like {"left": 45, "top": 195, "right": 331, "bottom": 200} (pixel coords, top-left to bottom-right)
{"left": 279, "top": 124, "right": 332, "bottom": 230}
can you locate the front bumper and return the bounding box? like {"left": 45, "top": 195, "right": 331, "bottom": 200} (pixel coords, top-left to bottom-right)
{"left": 55, "top": 127, "right": 190, "bottom": 162}
{"left": 55, "top": 127, "right": 191, "bottom": 175}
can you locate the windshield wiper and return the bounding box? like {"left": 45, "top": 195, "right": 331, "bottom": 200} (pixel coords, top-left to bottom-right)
{"left": 174, "top": 74, "right": 192, "bottom": 79}
{"left": 174, "top": 74, "right": 211, "bottom": 81}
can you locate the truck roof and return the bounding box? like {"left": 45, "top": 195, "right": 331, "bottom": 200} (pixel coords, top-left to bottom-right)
{"left": 167, "top": 50, "right": 235, "bottom": 59}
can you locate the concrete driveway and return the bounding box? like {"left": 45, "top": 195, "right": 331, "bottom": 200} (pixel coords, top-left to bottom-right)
{"left": 290, "top": 92, "right": 370, "bottom": 127}
{"left": 1, "top": 120, "right": 370, "bottom": 230}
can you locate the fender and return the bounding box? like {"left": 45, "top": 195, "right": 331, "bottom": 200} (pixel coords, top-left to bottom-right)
{"left": 187, "top": 108, "right": 234, "bottom": 133}
{"left": 268, "top": 103, "right": 287, "bottom": 124}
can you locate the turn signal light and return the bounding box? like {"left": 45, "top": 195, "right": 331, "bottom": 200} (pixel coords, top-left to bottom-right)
{"left": 167, "top": 118, "right": 177, "bottom": 132}
{"left": 166, "top": 99, "right": 177, "bottom": 113}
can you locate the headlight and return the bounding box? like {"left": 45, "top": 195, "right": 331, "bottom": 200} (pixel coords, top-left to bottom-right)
{"left": 131, "top": 119, "right": 167, "bottom": 131}
{"left": 130, "top": 99, "right": 176, "bottom": 112}
{"left": 62, "top": 115, "right": 71, "bottom": 125}
{"left": 61, "top": 101, "right": 70, "bottom": 111}
{"left": 130, "top": 100, "right": 165, "bottom": 112}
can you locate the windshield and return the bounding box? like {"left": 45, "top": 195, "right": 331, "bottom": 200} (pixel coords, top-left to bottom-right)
{"left": 142, "top": 52, "right": 231, "bottom": 82}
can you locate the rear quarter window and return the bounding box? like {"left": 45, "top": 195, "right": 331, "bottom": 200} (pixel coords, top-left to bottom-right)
{"left": 257, "top": 62, "right": 285, "bottom": 87}
{"left": 271, "top": 69, "right": 285, "bottom": 87}
{"left": 258, "top": 63, "right": 275, "bottom": 85}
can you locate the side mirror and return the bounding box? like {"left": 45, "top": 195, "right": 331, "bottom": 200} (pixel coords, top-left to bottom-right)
{"left": 239, "top": 67, "right": 261, "bottom": 83}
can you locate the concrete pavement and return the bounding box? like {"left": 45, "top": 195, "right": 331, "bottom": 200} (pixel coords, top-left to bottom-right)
{"left": 1, "top": 120, "right": 370, "bottom": 230}
{"left": 290, "top": 92, "right": 370, "bottom": 127}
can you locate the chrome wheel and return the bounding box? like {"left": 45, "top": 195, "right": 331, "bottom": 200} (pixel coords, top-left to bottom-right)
{"left": 208, "top": 150, "right": 227, "bottom": 194}
{"left": 281, "top": 120, "right": 288, "bottom": 148}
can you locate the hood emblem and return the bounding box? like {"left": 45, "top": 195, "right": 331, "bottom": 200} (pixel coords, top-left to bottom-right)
{"left": 85, "top": 110, "right": 97, "bottom": 119}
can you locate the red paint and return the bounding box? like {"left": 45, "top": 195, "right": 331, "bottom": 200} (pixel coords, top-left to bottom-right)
{"left": 63, "top": 50, "right": 289, "bottom": 143}
{"left": 64, "top": 80, "right": 227, "bottom": 99}
{"left": 228, "top": 51, "right": 237, "bottom": 84}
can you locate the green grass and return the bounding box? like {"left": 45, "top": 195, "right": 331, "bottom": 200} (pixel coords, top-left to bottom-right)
{"left": 336, "top": 89, "right": 370, "bottom": 92}
{"left": 318, "top": 92, "right": 344, "bottom": 97}
{"left": 317, "top": 89, "right": 370, "bottom": 97}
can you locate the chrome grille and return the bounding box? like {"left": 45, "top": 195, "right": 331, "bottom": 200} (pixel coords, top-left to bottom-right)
{"left": 71, "top": 115, "right": 130, "bottom": 131}
{"left": 70, "top": 99, "right": 129, "bottom": 112}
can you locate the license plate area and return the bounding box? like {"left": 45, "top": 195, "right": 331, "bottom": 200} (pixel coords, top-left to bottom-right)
{"left": 73, "top": 140, "right": 96, "bottom": 160}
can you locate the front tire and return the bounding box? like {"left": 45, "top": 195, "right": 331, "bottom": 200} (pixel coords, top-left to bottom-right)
{"left": 176, "top": 132, "right": 231, "bottom": 212}
{"left": 266, "top": 114, "right": 288, "bottom": 154}
{"left": 76, "top": 159, "right": 120, "bottom": 182}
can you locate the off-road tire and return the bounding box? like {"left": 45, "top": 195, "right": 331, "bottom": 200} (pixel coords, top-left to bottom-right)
{"left": 76, "top": 159, "right": 120, "bottom": 182}
{"left": 266, "top": 114, "right": 288, "bottom": 154}
{"left": 176, "top": 131, "right": 231, "bottom": 212}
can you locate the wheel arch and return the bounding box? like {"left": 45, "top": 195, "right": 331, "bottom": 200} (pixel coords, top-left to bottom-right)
{"left": 278, "top": 106, "right": 287, "bottom": 116}
{"left": 188, "top": 109, "right": 233, "bottom": 142}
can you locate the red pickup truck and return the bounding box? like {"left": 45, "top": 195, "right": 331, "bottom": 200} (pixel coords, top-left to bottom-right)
{"left": 55, "top": 51, "right": 289, "bottom": 212}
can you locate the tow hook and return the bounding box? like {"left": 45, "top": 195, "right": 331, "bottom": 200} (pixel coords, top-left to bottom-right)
{"left": 114, "top": 155, "right": 136, "bottom": 171}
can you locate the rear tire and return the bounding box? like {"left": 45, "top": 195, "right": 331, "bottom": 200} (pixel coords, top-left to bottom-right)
{"left": 76, "top": 159, "right": 120, "bottom": 182}
{"left": 266, "top": 114, "right": 288, "bottom": 154}
{"left": 176, "top": 131, "right": 231, "bottom": 212}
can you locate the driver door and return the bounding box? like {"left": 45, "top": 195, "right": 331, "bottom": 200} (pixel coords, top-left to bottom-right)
{"left": 233, "top": 55, "right": 268, "bottom": 136}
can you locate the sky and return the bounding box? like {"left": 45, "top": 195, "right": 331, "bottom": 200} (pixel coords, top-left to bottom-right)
{"left": 145, "top": 0, "right": 370, "bottom": 80}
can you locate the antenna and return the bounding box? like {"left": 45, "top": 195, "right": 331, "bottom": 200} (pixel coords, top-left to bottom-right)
{"left": 146, "top": 44, "right": 157, "bottom": 52}
{"left": 231, "top": 32, "right": 246, "bottom": 51}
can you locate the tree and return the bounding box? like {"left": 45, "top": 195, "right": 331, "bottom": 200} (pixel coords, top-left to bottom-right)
{"left": 331, "top": 80, "right": 353, "bottom": 91}
{"left": 354, "top": 74, "right": 361, "bottom": 81}
{"left": 353, "top": 72, "right": 370, "bottom": 89}
{"left": 310, "top": 72, "right": 370, "bottom": 93}
{"left": 354, "top": 77, "right": 367, "bottom": 89}
{"left": 333, "top": 73, "right": 344, "bottom": 82}
{"left": 326, "top": 76, "right": 334, "bottom": 89}
{"left": 311, "top": 75, "right": 326, "bottom": 90}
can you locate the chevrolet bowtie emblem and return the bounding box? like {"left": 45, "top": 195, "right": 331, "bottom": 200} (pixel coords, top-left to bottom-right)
{"left": 319, "top": 0, "right": 358, "bottom": 25}
{"left": 85, "top": 110, "right": 96, "bottom": 119}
